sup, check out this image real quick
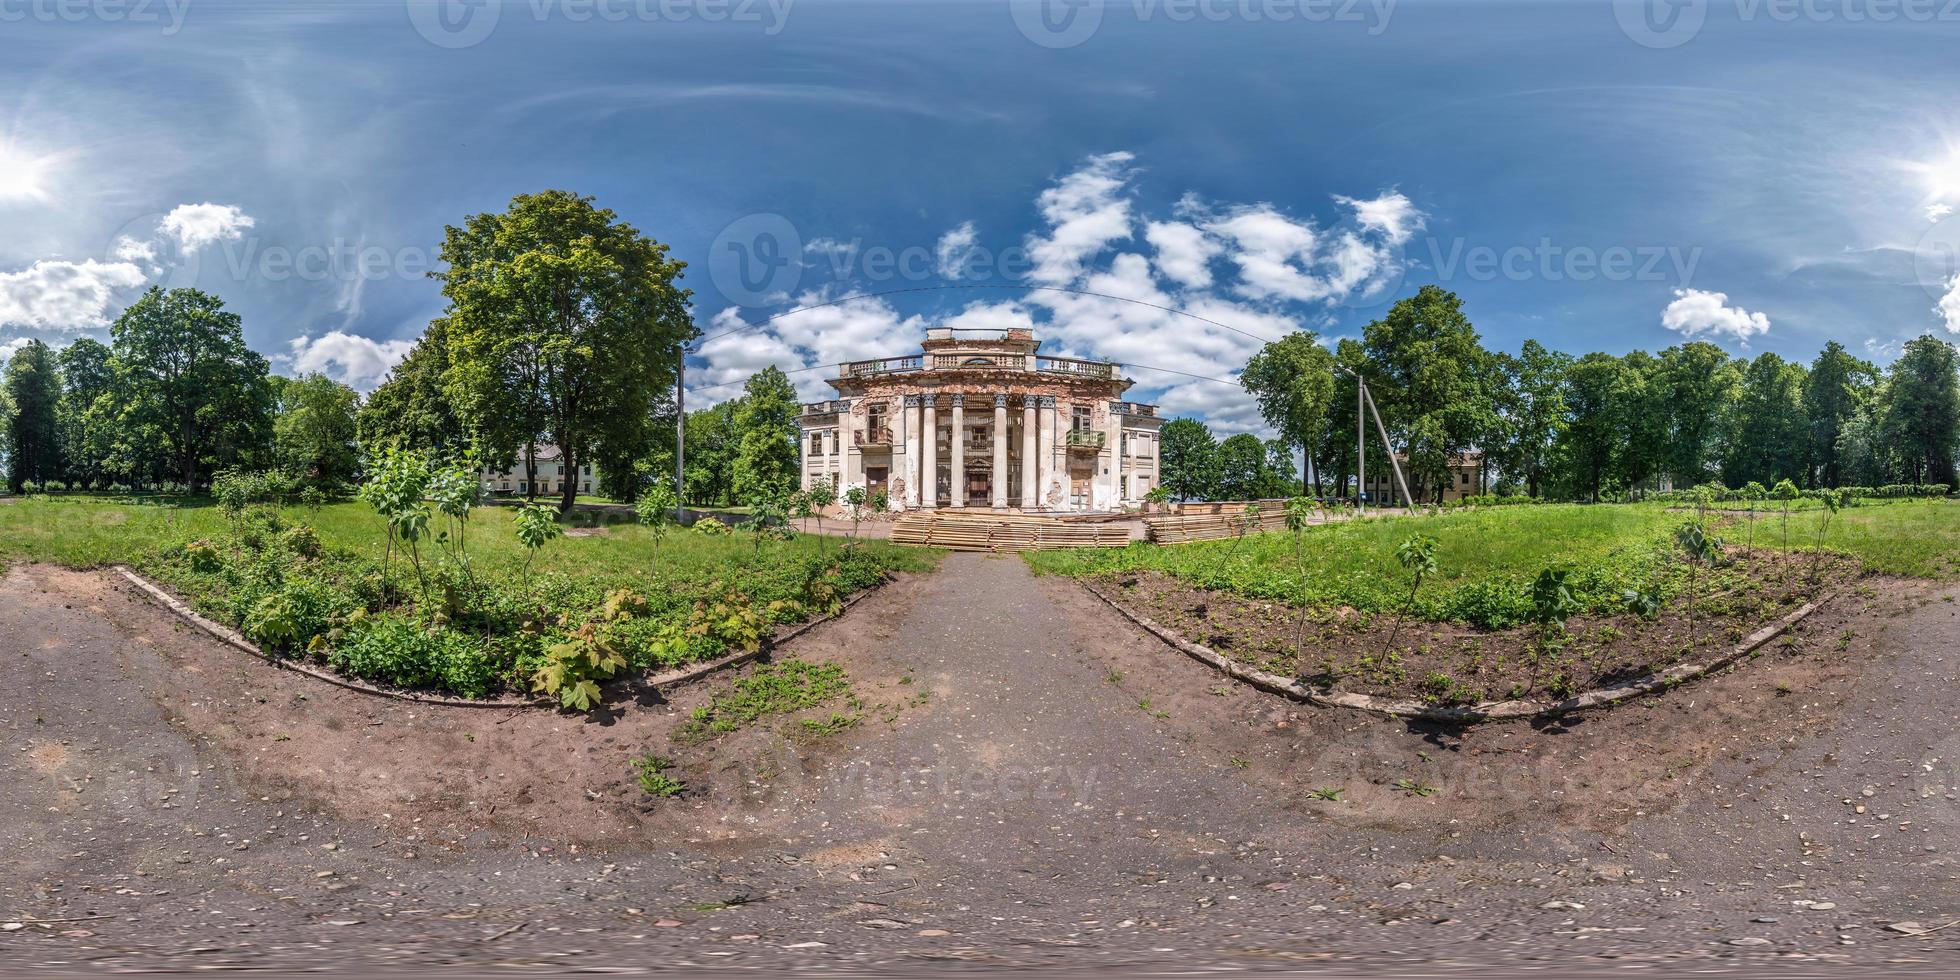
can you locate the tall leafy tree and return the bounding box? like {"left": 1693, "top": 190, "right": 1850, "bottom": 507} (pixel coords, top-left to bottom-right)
{"left": 1556, "top": 352, "right": 1625, "bottom": 501}
{"left": 436, "top": 191, "right": 694, "bottom": 515}
{"left": 1241, "top": 331, "right": 1336, "bottom": 495}
{"left": 358, "top": 318, "right": 465, "bottom": 453}
{"left": 681, "top": 400, "right": 740, "bottom": 506}
{"left": 1880, "top": 335, "right": 1959, "bottom": 486}
{"left": 1159, "top": 417, "right": 1220, "bottom": 500}
{"left": 1359, "top": 285, "right": 1499, "bottom": 503}
{"left": 1490, "top": 339, "right": 1571, "bottom": 498}
{"left": 1802, "top": 341, "right": 1876, "bottom": 488}
{"left": 54, "top": 338, "right": 114, "bottom": 490}
{"left": 1214, "top": 432, "right": 1268, "bottom": 500}
{"left": 4, "top": 340, "right": 62, "bottom": 492}
{"left": 106, "top": 287, "right": 274, "bottom": 489}
{"left": 729, "top": 366, "right": 800, "bottom": 503}
{"left": 1721, "top": 352, "right": 1808, "bottom": 487}
{"left": 1656, "top": 342, "right": 1742, "bottom": 487}
{"left": 274, "top": 373, "right": 362, "bottom": 485}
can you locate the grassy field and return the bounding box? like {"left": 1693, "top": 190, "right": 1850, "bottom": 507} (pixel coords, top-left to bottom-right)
{"left": 1029, "top": 499, "right": 1960, "bottom": 626}
{"left": 0, "top": 493, "right": 938, "bottom": 703}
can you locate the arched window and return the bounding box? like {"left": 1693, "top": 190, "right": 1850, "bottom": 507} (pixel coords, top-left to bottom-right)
{"left": 961, "top": 356, "right": 995, "bottom": 367}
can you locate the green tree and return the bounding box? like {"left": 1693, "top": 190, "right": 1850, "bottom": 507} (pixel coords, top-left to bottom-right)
{"left": 1802, "top": 341, "right": 1875, "bottom": 487}
{"left": 436, "top": 190, "right": 695, "bottom": 516}
{"left": 106, "top": 287, "right": 274, "bottom": 489}
{"left": 729, "top": 366, "right": 800, "bottom": 503}
{"left": 1214, "top": 432, "right": 1268, "bottom": 500}
{"left": 1359, "top": 285, "right": 1499, "bottom": 503}
{"left": 1722, "top": 352, "right": 1808, "bottom": 488}
{"left": 358, "top": 319, "right": 464, "bottom": 453}
{"left": 1880, "top": 335, "right": 1960, "bottom": 487}
{"left": 1554, "top": 352, "right": 1624, "bottom": 501}
{"left": 1241, "top": 331, "right": 1336, "bottom": 495}
{"left": 4, "top": 340, "right": 61, "bottom": 492}
{"left": 1159, "top": 417, "right": 1220, "bottom": 500}
{"left": 54, "top": 338, "right": 114, "bottom": 490}
{"left": 1490, "top": 340, "right": 1571, "bottom": 498}
{"left": 681, "top": 400, "right": 740, "bottom": 506}
{"left": 1657, "top": 342, "right": 1742, "bottom": 487}
{"left": 274, "top": 373, "right": 361, "bottom": 485}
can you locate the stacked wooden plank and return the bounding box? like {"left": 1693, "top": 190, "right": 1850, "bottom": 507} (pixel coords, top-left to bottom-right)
{"left": 1143, "top": 506, "right": 1292, "bottom": 544}
{"left": 889, "top": 511, "right": 1131, "bottom": 552}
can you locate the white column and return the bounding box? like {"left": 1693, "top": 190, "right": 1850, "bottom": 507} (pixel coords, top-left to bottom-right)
{"left": 901, "top": 394, "right": 921, "bottom": 508}
{"left": 920, "top": 393, "right": 938, "bottom": 510}
{"left": 1020, "top": 396, "right": 1038, "bottom": 509}
{"left": 949, "top": 394, "right": 966, "bottom": 507}
{"left": 991, "top": 393, "right": 1009, "bottom": 508}
{"left": 1036, "top": 396, "right": 1056, "bottom": 511}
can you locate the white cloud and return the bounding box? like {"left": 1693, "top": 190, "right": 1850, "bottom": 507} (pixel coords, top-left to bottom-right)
{"left": 1025, "top": 151, "right": 1136, "bottom": 284}
{"left": 283, "top": 331, "right": 414, "bottom": 390}
{"left": 1660, "top": 288, "right": 1771, "bottom": 343}
{"left": 1336, "top": 190, "right": 1424, "bottom": 245}
{"left": 1929, "top": 202, "right": 1955, "bottom": 223}
{"left": 160, "top": 203, "right": 255, "bottom": 250}
{"left": 1937, "top": 275, "right": 1960, "bottom": 334}
{"left": 0, "top": 259, "right": 148, "bottom": 331}
{"left": 1143, "top": 220, "right": 1220, "bottom": 288}
{"left": 1, "top": 336, "right": 31, "bottom": 362}
{"left": 689, "top": 152, "right": 1421, "bottom": 439}
{"left": 935, "top": 221, "right": 979, "bottom": 279}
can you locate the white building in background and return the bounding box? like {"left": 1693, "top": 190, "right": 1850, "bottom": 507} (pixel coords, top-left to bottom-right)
{"left": 480, "top": 444, "right": 598, "bottom": 498}
{"left": 796, "top": 327, "right": 1163, "bottom": 512}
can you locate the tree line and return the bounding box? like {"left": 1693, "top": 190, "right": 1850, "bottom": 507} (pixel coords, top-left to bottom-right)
{"left": 1223, "top": 285, "right": 1960, "bottom": 503}
{"left": 1, "top": 191, "right": 806, "bottom": 512}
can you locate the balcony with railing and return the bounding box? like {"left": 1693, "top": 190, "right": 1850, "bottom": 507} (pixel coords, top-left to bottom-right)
{"left": 1065, "top": 429, "right": 1107, "bottom": 452}
{"left": 838, "top": 350, "right": 1120, "bottom": 381}
{"left": 800, "top": 399, "right": 849, "bottom": 416}
{"left": 1037, "top": 356, "right": 1117, "bottom": 379}
{"left": 1109, "top": 401, "right": 1158, "bottom": 417}
{"left": 854, "top": 426, "right": 894, "bottom": 448}
{"left": 840, "top": 355, "right": 923, "bottom": 378}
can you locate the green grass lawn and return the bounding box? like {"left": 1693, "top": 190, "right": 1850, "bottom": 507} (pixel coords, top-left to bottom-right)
{"left": 0, "top": 493, "right": 938, "bottom": 703}
{"left": 1028, "top": 499, "right": 1960, "bottom": 626}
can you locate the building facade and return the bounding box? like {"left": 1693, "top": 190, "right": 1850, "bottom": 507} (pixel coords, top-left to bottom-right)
{"left": 798, "top": 327, "right": 1162, "bottom": 512}
{"left": 480, "top": 444, "right": 598, "bottom": 498}
{"left": 1360, "top": 451, "right": 1486, "bottom": 505}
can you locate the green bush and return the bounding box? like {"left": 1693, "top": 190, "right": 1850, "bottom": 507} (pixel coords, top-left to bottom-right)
{"left": 329, "top": 613, "right": 504, "bottom": 698}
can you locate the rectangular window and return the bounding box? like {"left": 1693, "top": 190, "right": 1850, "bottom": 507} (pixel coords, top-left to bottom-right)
{"left": 809, "top": 432, "right": 823, "bottom": 455}
{"left": 1072, "top": 405, "right": 1092, "bottom": 432}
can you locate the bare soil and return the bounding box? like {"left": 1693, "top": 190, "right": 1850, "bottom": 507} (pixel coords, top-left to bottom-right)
{"left": 1, "top": 556, "right": 1955, "bottom": 974}
{"left": 1088, "top": 549, "right": 1861, "bottom": 704}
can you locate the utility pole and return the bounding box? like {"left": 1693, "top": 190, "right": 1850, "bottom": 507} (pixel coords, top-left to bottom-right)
{"left": 1363, "top": 382, "right": 1412, "bottom": 511}
{"left": 1357, "top": 375, "right": 1366, "bottom": 515}
{"left": 675, "top": 347, "right": 687, "bottom": 524}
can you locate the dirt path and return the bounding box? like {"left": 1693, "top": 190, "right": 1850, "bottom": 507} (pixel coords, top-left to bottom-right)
{"left": 0, "top": 556, "right": 1954, "bottom": 974}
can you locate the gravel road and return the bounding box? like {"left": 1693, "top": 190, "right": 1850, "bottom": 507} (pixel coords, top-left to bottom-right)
{"left": 1, "top": 554, "right": 1954, "bottom": 975}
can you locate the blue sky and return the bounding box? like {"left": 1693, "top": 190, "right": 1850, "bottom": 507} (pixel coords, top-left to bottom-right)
{"left": 4, "top": 0, "right": 1960, "bottom": 434}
